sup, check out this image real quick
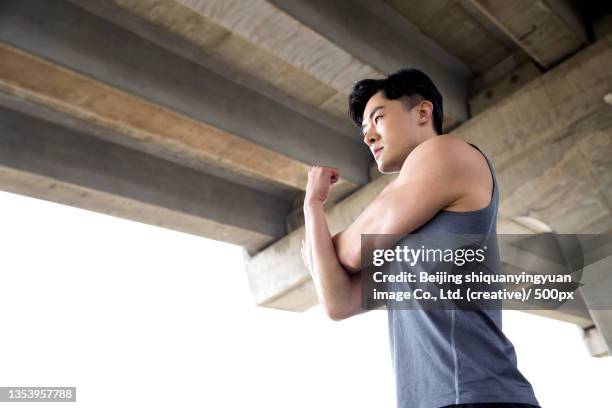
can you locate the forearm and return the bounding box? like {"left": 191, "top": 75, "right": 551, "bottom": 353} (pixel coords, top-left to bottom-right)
{"left": 304, "top": 201, "right": 354, "bottom": 316}
{"left": 331, "top": 182, "right": 398, "bottom": 272}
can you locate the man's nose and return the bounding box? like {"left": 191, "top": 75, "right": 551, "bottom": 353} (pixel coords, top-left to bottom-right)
{"left": 364, "top": 130, "right": 379, "bottom": 146}
{"left": 366, "top": 133, "right": 380, "bottom": 146}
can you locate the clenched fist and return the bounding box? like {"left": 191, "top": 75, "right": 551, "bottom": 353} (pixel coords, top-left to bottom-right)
{"left": 304, "top": 165, "right": 340, "bottom": 206}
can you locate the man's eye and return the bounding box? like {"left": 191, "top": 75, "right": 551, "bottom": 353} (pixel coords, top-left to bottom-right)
{"left": 375, "top": 115, "right": 382, "bottom": 123}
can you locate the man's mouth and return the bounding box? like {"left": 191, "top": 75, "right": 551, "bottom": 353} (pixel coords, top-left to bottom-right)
{"left": 374, "top": 147, "right": 384, "bottom": 157}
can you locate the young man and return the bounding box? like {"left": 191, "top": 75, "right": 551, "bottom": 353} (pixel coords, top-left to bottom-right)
{"left": 300, "top": 68, "right": 541, "bottom": 408}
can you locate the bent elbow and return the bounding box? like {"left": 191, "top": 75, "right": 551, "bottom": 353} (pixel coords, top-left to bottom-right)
{"left": 337, "top": 249, "right": 361, "bottom": 274}
{"left": 324, "top": 304, "right": 352, "bottom": 322}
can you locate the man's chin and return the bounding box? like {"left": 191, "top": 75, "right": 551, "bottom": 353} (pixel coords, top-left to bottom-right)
{"left": 377, "top": 163, "right": 392, "bottom": 174}
{"left": 378, "top": 161, "right": 401, "bottom": 175}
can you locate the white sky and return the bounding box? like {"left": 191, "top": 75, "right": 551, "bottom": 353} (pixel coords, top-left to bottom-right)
{"left": 1, "top": 190, "right": 611, "bottom": 407}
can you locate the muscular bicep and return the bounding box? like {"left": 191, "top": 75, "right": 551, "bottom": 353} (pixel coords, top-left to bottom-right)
{"left": 339, "top": 137, "right": 469, "bottom": 270}
{"left": 368, "top": 139, "right": 464, "bottom": 236}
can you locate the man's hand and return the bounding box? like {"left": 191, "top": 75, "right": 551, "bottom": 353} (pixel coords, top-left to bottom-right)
{"left": 304, "top": 165, "right": 340, "bottom": 207}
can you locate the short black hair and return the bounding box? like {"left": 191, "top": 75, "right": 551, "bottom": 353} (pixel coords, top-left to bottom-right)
{"left": 348, "top": 68, "right": 444, "bottom": 135}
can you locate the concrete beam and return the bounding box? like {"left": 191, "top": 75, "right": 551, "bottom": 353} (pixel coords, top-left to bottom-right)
{"left": 579, "top": 256, "right": 612, "bottom": 354}
{"left": 578, "top": 237, "right": 612, "bottom": 356}
{"left": 453, "top": 33, "right": 612, "bottom": 232}
{"left": 469, "top": 60, "right": 541, "bottom": 116}
{"left": 0, "top": 91, "right": 298, "bottom": 201}
{"left": 387, "top": 0, "right": 516, "bottom": 74}
{"left": 468, "top": 50, "right": 534, "bottom": 96}
{"left": 0, "top": 43, "right": 303, "bottom": 199}
{"left": 71, "top": 0, "right": 357, "bottom": 137}
{"left": 0, "top": 0, "right": 369, "bottom": 200}
{"left": 467, "top": 0, "right": 589, "bottom": 68}
{"left": 495, "top": 219, "right": 593, "bottom": 328}
{"left": 0, "top": 106, "right": 290, "bottom": 254}
{"left": 267, "top": 0, "right": 470, "bottom": 130}
{"left": 581, "top": 325, "right": 610, "bottom": 357}
{"left": 246, "top": 33, "right": 612, "bottom": 313}
{"left": 89, "top": 0, "right": 469, "bottom": 132}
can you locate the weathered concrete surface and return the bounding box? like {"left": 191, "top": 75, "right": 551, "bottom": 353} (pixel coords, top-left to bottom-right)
{"left": 73, "top": 0, "right": 358, "bottom": 136}
{"left": 0, "top": 91, "right": 299, "bottom": 201}
{"left": 0, "top": 44, "right": 309, "bottom": 196}
{"left": 386, "top": 0, "right": 517, "bottom": 74}
{"left": 247, "top": 33, "right": 612, "bottom": 312}
{"left": 582, "top": 325, "right": 609, "bottom": 357}
{"left": 579, "top": 252, "right": 612, "bottom": 356}
{"left": 0, "top": 1, "right": 369, "bottom": 202}
{"left": 496, "top": 114, "right": 612, "bottom": 233}
{"left": 469, "top": 61, "right": 542, "bottom": 116}
{"left": 453, "top": 32, "right": 612, "bottom": 233}
{"left": 468, "top": 50, "right": 534, "bottom": 96}
{"left": 468, "top": 0, "right": 588, "bottom": 68}
{"left": 267, "top": 0, "right": 470, "bottom": 131}
{"left": 103, "top": 0, "right": 469, "bottom": 131}
{"left": 147, "top": 0, "right": 373, "bottom": 123}
{"left": 0, "top": 106, "right": 289, "bottom": 254}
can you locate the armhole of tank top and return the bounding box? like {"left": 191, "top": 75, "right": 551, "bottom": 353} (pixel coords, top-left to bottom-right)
{"left": 472, "top": 144, "right": 496, "bottom": 206}
{"left": 440, "top": 143, "right": 495, "bottom": 214}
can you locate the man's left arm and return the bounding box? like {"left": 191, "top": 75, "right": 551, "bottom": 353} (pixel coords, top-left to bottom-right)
{"left": 333, "top": 138, "right": 467, "bottom": 273}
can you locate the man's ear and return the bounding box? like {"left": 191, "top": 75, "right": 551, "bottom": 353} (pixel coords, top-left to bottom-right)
{"left": 417, "top": 100, "right": 433, "bottom": 125}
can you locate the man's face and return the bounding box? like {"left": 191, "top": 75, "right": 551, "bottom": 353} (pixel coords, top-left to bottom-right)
{"left": 360, "top": 91, "right": 423, "bottom": 173}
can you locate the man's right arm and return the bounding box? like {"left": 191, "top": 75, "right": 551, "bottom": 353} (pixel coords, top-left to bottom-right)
{"left": 303, "top": 200, "right": 365, "bottom": 321}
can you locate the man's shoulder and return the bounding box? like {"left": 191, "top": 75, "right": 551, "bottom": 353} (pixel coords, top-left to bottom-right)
{"left": 412, "top": 134, "right": 472, "bottom": 159}
{"left": 400, "top": 135, "right": 476, "bottom": 179}
{"left": 396, "top": 135, "right": 491, "bottom": 210}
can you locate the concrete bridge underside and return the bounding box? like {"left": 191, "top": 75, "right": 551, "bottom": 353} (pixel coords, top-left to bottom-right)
{"left": 1, "top": 0, "right": 611, "bottom": 357}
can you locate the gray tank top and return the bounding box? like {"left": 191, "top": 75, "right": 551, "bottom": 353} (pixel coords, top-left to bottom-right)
{"left": 386, "top": 142, "right": 541, "bottom": 408}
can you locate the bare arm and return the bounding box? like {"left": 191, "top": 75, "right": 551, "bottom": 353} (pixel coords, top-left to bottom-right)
{"left": 303, "top": 200, "right": 364, "bottom": 321}
{"left": 332, "top": 180, "right": 397, "bottom": 274}
{"left": 299, "top": 164, "right": 369, "bottom": 322}
{"left": 334, "top": 137, "right": 470, "bottom": 272}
